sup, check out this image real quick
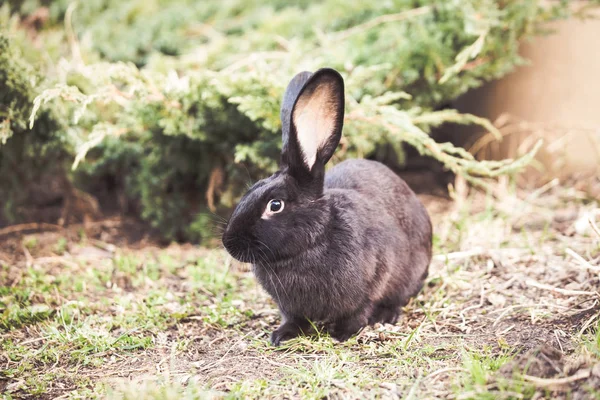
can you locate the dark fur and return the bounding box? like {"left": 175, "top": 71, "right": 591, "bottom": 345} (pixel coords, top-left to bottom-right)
{"left": 222, "top": 68, "right": 432, "bottom": 346}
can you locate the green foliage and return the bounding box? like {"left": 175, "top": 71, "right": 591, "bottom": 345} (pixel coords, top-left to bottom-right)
{"left": 1, "top": 0, "right": 590, "bottom": 240}
{"left": 0, "top": 23, "right": 69, "bottom": 225}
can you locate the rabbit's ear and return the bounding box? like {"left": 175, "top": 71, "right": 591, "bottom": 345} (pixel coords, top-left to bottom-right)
{"left": 281, "top": 71, "right": 313, "bottom": 147}
{"left": 282, "top": 68, "right": 345, "bottom": 179}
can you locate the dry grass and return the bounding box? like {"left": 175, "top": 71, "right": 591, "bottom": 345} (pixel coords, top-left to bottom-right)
{"left": 1, "top": 180, "right": 599, "bottom": 399}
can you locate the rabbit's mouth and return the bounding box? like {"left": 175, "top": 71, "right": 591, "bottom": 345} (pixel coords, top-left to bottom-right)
{"left": 222, "top": 233, "right": 260, "bottom": 263}
{"left": 222, "top": 232, "right": 285, "bottom": 264}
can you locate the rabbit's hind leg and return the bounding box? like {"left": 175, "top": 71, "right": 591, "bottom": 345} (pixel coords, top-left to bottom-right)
{"left": 328, "top": 305, "right": 372, "bottom": 342}
{"left": 368, "top": 300, "right": 401, "bottom": 325}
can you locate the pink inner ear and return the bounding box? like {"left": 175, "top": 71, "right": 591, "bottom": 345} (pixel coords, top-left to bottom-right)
{"left": 292, "top": 82, "right": 338, "bottom": 170}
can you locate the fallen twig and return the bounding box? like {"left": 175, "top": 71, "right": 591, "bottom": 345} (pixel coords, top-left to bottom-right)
{"left": 590, "top": 216, "right": 600, "bottom": 238}
{"left": 522, "top": 368, "right": 591, "bottom": 388}
{"left": 525, "top": 279, "right": 598, "bottom": 297}
{"left": 0, "top": 223, "right": 63, "bottom": 237}
{"left": 22, "top": 244, "right": 33, "bottom": 268}
{"left": 424, "top": 367, "right": 466, "bottom": 381}
{"left": 554, "top": 330, "right": 564, "bottom": 353}
{"left": 566, "top": 248, "right": 600, "bottom": 273}
{"left": 34, "top": 256, "right": 80, "bottom": 269}
{"left": 525, "top": 178, "right": 560, "bottom": 202}
{"left": 433, "top": 247, "right": 485, "bottom": 262}
{"left": 90, "top": 239, "right": 117, "bottom": 253}
{"left": 492, "top": 304, "right": 571, "bottom": 327}
{"left": 433, "top": 247, "right": 529, "bottom": 262}
{"left": 459, "top": 285, "right": 485, "bottom": 328}
{"left": 578, "top": 312, "right": 600, "bottom": 337}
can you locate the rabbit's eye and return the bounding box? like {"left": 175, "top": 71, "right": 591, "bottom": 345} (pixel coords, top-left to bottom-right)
{"left": 262, "top": 199, "right": 284, "bottom": 219}
{"left": 268, "top": 199, "right": 284, "bottom": 213}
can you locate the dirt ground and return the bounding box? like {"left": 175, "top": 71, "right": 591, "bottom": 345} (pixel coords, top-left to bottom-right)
{"left": 1, "top": 178, "right": 599, "bottom": 399}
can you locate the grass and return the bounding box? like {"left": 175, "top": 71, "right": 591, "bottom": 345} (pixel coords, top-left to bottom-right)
{"left": 581, "top": 320, "right": 600, "bottom": 360}
{"left": 1, "top": 181, "right": 599, "bottom": 399}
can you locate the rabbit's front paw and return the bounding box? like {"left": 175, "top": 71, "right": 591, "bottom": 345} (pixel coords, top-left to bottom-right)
{"left": 270, "top": 319, "right": 311, "bottom": 346}
{"left": 368, "top": 303, "right": 401, "bottom": 325}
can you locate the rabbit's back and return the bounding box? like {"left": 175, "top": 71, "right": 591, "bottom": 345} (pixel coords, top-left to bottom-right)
{"left": 325, "top": 159, "right": 430, "bottom": 237}
{"left": 325, "top": 159, "right": 432, "bottom": 297}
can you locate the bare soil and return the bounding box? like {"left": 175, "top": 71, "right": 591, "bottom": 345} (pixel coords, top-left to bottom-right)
{"left": 1, "top": 181, "right": 599, "bottom": 399}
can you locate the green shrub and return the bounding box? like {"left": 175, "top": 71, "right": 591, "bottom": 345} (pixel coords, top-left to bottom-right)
{"left": 0, "top": 28, "right": 69, "bottom": 225}
{"left": 1, "top": 0, "right": 591, "bottom": 240}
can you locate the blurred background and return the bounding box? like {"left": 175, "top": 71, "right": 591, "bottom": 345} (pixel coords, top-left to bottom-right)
{"left": 1, "top": 0, "right": 599, "bottom": 243}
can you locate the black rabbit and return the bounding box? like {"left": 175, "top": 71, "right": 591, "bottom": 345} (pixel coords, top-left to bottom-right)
{"left": 222, "top": 68, "right": 432, "bottom": 346}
